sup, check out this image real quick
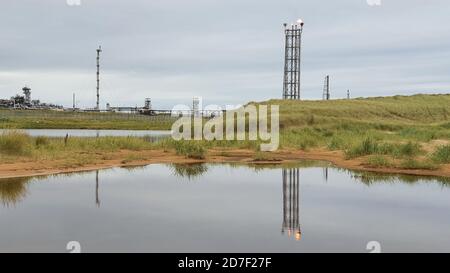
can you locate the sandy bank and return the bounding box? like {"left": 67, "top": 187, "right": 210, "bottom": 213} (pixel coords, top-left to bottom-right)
{"left": 1, "top": 149, "right": 450, "bottom": 180}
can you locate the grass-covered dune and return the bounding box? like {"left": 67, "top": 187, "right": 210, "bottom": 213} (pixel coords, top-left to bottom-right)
{"left": 262, "top": 94, "right": 450, "bottom": 169}
{"left": 268, "top": 94, "right": 450, "bottom": 132}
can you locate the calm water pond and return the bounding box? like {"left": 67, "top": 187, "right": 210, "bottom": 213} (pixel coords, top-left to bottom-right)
{"left": 0, "top": 161, "right": 449, "bottom": 253}
{"left": 0, "top": 129, "right": 171, "bottom": 137}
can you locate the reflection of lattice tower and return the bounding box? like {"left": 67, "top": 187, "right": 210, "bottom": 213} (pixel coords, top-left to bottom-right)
{"left": 22, "top": 86, "right": 31, "bottom": 105}
{"left": 323, "top": 75, "right": 330, "bottom": 100}
{"left": 282, "top": 168, "right": 302, "bottom": 241}
{"left": 283, "top": 20, "right": 304, "bottom": 100}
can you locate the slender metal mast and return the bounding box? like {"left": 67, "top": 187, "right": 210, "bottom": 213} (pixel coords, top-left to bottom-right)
{"left": 323, "top": 75, "right": 330, "bottom": 100}
{"left": 96, "top": 45, "right": 102, "bottom": 111}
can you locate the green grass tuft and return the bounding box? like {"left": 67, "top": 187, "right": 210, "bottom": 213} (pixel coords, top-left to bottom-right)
{"left": 173, "top": 141, "right": 206, "bottom": 159}
{"left": 253, "top": 151, "right": 280, "bottom": 162}
{"left": 431, "top": 145, "right": 450, "bottom": 164}
{"left": 366, "top": 155, "right": 391, "bottom": 168}
{"left": 345, "top": 137, "right": 379, "bottom": 159}
{"left": 400, "top": 158, "right": 438, "bottom": 170}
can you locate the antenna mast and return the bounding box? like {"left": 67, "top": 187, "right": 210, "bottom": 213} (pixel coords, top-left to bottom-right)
{"left": 323, "top": 75, "right": 330, "bottom": 100}
{"left": 96, "top": 45, "right": 102, "bottom": 111}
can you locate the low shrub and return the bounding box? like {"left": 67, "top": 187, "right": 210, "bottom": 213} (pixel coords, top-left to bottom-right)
{"left": 0, "top": 130, "right": 32, "bottom": 156}
{"left": 35, "top": 136, "right": 49, "bottom": 147}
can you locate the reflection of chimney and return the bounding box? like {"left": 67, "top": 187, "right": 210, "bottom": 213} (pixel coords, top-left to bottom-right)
{"left": 282, "top": 168, "right": 301, "bottom": 241}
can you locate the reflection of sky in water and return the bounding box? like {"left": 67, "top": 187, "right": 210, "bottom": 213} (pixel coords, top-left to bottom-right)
{"left": 0, "top": 162, "right": 449, "bottom": 253}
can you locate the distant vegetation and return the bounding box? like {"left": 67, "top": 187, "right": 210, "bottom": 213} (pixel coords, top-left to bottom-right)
{"left": 0, "top": 109, "right": 176, "bottom": 130}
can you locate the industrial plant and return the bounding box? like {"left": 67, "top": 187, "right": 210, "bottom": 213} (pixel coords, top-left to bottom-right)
{"left": 0, "top": 86, "right": 63, "bottom": 110}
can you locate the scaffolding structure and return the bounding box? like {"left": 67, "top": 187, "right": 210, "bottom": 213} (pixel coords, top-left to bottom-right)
{"left": 283, "top": 19, "right": 304, "bottom": 100}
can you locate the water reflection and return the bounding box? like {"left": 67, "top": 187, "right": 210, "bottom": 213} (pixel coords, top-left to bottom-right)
{"left": 349, "top": 170, "right": 450, "bottom": 187}
{"left": 170, "top": 164, "right": 209, "bottom": 180}
{"left": 172, "top": 164, "right": 304, "bottom": 241}
{"left": 3, "top": 163, "right": 449, "bottom": 214}
{"left": 2, "top": 164, "right": 449, "bottom": 211}
{"left": 1, "top": 162, "right": 450, "bottom": 252}
{"left": 95, "top": 170, "right": 100, "bottom": 207}
{"left": 0, "top": 171, "right": 104, "bottom": 208}
{"left": 0, "top": 177, "right": 31, "bottom": 207}
{"left": 323, "top": 167, "right": 329, "bottom": 182}
{"left": 282, "top": 168, "right": 302, "bottom": 241}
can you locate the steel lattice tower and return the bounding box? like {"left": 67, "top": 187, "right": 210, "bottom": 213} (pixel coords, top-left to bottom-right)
{"left": 283, "top": 19, "right": 304, "bottom": 100}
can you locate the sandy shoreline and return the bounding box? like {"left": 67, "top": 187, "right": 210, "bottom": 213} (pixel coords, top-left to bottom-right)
{"left": 1, "top": 148, "right": 450, "bottom": 180}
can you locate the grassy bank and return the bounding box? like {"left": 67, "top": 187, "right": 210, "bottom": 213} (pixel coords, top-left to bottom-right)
{"left": 0, "top": 130, "right": 152, "bottom": 165}
{"left": 0, "top": 130, "right": 212, "bottom": 166}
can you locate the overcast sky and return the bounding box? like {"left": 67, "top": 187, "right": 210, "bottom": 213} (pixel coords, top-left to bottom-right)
{"left": 0, "top": 0, "right": 449, "bottom": 109}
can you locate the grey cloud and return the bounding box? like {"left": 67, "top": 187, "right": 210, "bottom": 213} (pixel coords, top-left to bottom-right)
{"left": 0, "top": 0, "right": 449, "bottom": 108}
